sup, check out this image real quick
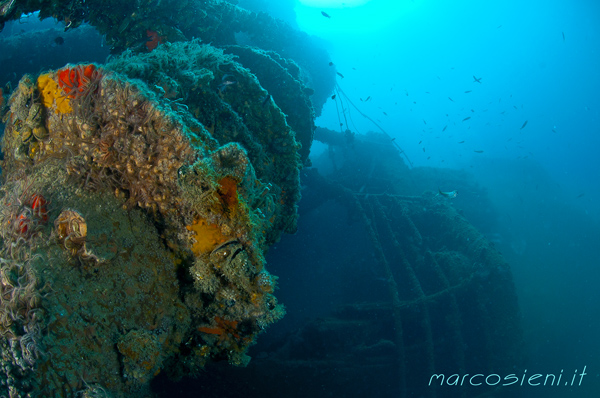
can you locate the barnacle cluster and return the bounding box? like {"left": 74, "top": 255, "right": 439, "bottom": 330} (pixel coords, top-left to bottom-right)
{"left": 0, "top": 40, "right": 303, "bottom": 397}
{"left": 53, "top": 208, "right": 98, "bottom": 262}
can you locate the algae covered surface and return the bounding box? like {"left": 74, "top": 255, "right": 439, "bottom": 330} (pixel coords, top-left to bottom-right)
{"left": 0, "top": 40, "right": 303, "bottom": 397}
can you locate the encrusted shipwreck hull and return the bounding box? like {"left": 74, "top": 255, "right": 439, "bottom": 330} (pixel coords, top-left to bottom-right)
{"left": 0, "top": 42, "right": 302, "bottom": 397}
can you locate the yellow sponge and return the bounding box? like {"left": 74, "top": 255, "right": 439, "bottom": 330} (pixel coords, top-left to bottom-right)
{"left": 186, "top": 218, "right": 230, "bottom": 255}
{"left": 37, "top": 74, "right": 72, "bottom": 114}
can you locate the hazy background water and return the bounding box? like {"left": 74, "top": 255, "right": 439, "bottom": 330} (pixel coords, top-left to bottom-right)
{"left": 264, "top": 0, "right": 600, "bottom": 395}
{"left": 1, "top": 0, "right": 599, "bottom": 396}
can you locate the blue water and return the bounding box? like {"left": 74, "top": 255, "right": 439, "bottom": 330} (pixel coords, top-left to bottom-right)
{"left": 289, "top": 1, "right": 600, "bottom": 396}
{"left": 1, "top": 1, "right": 599, "bottom": 397}
{"left": 295, "top": 0, "right": 600, "bottom": 216}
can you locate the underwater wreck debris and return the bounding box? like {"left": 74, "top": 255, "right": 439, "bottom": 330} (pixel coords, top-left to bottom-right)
{"left": 287, "top": 162, "right": 522, "bottom": 397}
{"left": 296, "top": 131, "right": 522, "bottom": 397}
{"left": 354, "top": 190, "right": 520, "bottom": 396}
{"left": 221, "top": 45, "right": 315, "bottom": 163}
{"left": 0, "top": 40, "right": 301, "bottom": 396}
{"left": 104, "top": 40, "right": 301, "bottom": 239}
{"left": 164, "top": 163, "right": 524, "bottom": 398}
{"left": 0, "top": 0, "right": 334, "bottom": 127}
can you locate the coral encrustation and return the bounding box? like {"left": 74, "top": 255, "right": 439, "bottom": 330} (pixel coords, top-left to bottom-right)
{"left": 0, "top": 48, "right": 297, "bottom": 397}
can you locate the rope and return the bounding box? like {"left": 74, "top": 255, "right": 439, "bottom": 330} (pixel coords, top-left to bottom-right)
{"left": 332, "top": 88, "right": 345, "bottom": 135}
{"left": 335, "top": 83, "right": 414, "bottom": 168}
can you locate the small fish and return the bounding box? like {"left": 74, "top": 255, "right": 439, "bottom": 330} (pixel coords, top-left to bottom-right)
{"left": 562, "top": 32, "right": 565, "bottom": 41}
{"left": 336, "top": 72, "right": 344, "bottom": 79}
{"left": 54, "top": 36, "right": 64, "bottom": 45}
{"left": 473, "top": 76, "right": 482, "bottom": 83}
{"left": 464, "top": 90, "right": 472, "bottom": 93}
{"left": 118, "top": 18, "right": 131, "bottom": 34}
{"left": 442, "top": 125, "right": 447, "bottom": 132}
{"left": 218, "top": 74, "right": 237, "bottom": 92}
{"left": 520, "top": 120, "right": 528, "bottom": 129}
{"left": 0, "top": 81, "right": 10, "bottom": 100}
{"left": 462, "top": 117, "right": 471, "bottom": 122}
{"left": 262, "top": 94, "right": 271, "bottom": 106}
{"left": 448, "top": 97, "right": 454, "bottom": 102}
{"left": 458, "top": 140, "right": 465, "bottom": 144}
{"left": 474, "top": 150, "right": 484, "bottom": 153}
{"left": 321, "top": 11, "right": 331, "bottom": 18}
{"left": 438, "top": 189, "right": 458, "bottom": 198}
{"left": 331, "top": 94, "right": 336, "bottom": 100}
